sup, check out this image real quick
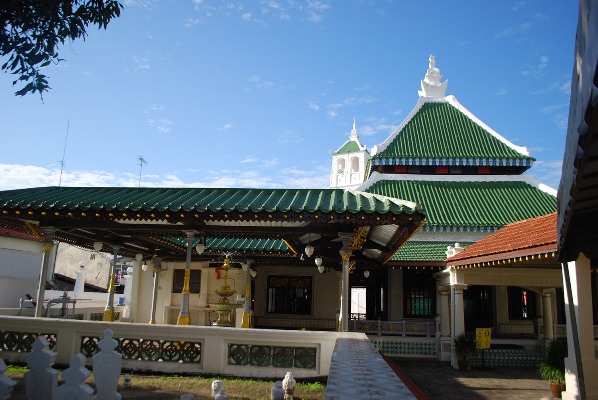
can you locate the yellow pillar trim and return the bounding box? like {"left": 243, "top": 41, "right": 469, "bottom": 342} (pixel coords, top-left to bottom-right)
{"left": 176, "top": 315, "right": 190, "bottom": 325}
{"left": 42, "top": 244, "right": 53, "bottom": 253}
{"left": 341, "top": 253, "right": 352, "bottom": 261}
{"left": 103, "top": 309, "right": 114, "bottom": 322}
{"left": 181, "top": 268, "right": 191, "bottom": 295}
{"left": 108, "top": 272, "right": 115, "bottom": 294}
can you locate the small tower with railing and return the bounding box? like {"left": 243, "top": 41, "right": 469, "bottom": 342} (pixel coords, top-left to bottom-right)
{"left": 329, "top": 119, "right": 369, "bottom": 189}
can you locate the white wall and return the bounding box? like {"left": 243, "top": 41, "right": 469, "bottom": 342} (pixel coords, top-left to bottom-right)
{"left": 0, "top": 236, "right": 43, "bottom": 308}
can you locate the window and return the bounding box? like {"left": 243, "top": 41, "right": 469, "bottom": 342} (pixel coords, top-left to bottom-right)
{"left": 403, "top": 270, "right": 436, "bottom": 317}
{"left": 508, "top": 286, "right": 536, "bottom": 320}
{"left": 350, "top": 157, "right": 360, "bottom": 173}
{"left": 267, "top": 275, "right": 312, "bottom": 315}
{"left": 172, "top": 269, "right": 201, "bottom": 294}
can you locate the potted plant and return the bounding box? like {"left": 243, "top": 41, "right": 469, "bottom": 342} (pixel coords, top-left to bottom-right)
{"left": 538, "top": 337, "right": 567, "bottom": 398}
{"left": 453, "top": 332, "right": 476, "bottom": 370}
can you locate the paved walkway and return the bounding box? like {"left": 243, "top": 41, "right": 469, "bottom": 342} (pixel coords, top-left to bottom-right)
{"left": 387, "top": 357, "right": 553, "bottom": 400}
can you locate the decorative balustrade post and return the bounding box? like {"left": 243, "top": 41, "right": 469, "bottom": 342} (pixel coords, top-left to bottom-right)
{"left": 54, "top": 353, "right": 94, "bottom": 400}
{"left": 92, "top": 329, "right": 122, "bottom": 400}
{"left": 271, "top": 381, "right": 284, "bottom": 400}
{"left": 282, "top": 371, "right": 295, "bottom": 400}
{"left": 0, "top": 358, "right": 16, "bottom": 400}
{"left": 25, "top": 337, "right": 58, "bottom": 400}
{"left": 211, "top": 380, "right": 227, "bottom": 399}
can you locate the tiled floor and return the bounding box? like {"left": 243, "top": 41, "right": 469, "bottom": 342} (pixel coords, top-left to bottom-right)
{"left": 325, "top": 333, "right": 417, "bottom": 399}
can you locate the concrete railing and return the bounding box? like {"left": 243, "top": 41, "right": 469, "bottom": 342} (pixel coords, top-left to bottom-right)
{"left": 0, "top": 316, "right": 338, "bottom": 379}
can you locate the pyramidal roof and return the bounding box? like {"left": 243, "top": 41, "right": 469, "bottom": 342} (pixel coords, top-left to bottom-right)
{"left": 370, "top": 55, "right": 534, "bottom": 169}
{"left": 332, "top": 119, "right": 368, "bottom": 155}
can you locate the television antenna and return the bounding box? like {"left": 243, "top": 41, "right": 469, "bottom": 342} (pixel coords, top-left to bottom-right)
{"left": 58, "top": 118, "right": 70, "bottom": 186}
{"left": 138, "top": 156, "right": 148, "bottom": 187}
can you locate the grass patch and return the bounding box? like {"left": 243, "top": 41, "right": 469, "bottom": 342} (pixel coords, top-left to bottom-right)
{"left": 5, "top": 366, "right": 326, "bottom": 399}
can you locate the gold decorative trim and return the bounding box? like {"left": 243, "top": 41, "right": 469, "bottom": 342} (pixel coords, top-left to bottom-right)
{"left": 182, "top": 268, "right": 191, "bottom": 294}
{"left": 42, "top": 244, "right": 53, "bottom": 253}
{"left": 176, "top": 315, "right": 190, "bottom": 325}
{"left": 349, "top": 226, "right": 368, "bottom": 251}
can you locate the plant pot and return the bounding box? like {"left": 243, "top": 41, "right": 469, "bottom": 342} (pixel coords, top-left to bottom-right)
{"left": 549, "top": 381, "right": 565, "bottom": 398}
{"left": 457, "top": 360, "right": 469, "bottom": 371}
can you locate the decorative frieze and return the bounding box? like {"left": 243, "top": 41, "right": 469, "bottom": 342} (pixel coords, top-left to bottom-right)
{"left": 227, "top": 344, "right": 316, "bottom": 370}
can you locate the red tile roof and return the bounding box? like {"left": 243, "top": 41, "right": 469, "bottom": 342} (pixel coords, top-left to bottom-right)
{"left": 446, "top": 212, "right": 557, "bottom": 266}
{"left": 0, "top": 226, "right": 39, "bottom": 241}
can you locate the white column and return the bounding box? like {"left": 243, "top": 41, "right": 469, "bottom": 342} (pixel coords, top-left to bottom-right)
{"left": 338, "top": 232, "right": 352, "bottom": 333}
{"left": 541, "top": 289, "right": 555, "bottom": 341}
{"left": 438, "top": 286, "right": 451, "bottom": 337}
{"left": 103, "top": 246, "right": 120, "bottom": 321}
{"left": 451, "top": 283, "right": 467, "bottom": 369}
{"left": 177, "top": 231, "right": 195, "bottom": 325}
{"left": 149, "top": 258, "right": 162, "bottom": 324}
{"left": 562, "top": 254, "right": 598, "bottom": 400}
{"left": 35, "top": 228, "right": 55, "bottom": 318}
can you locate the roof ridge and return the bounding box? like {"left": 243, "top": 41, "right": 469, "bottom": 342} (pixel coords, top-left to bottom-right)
{"left": 445, "top": 96, "right": 531, "bottom": 157}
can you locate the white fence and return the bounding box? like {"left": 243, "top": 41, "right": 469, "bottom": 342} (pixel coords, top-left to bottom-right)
{"left": 0, "top": 316, "right": 338, "bottom": 379}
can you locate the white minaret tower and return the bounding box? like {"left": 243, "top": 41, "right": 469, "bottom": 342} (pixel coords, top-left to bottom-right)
{"left": 329, "top": 119, "right": 370, "bottom": 189}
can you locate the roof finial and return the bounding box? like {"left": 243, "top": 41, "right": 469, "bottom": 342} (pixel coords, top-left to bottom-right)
{"left": 350, "top": 118, "right": 358, "bottom": 140}
{"left": 418, "top": 53, "right": 448, "bottom": 98}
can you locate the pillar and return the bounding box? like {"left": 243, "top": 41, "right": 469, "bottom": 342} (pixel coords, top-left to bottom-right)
{"left": 450, "top": 283, "right": 467, "bottom": 369}
{"left": 541, "top": 288, "right": 555, "bottom": 341}
{"left": 103, "top": 246, "right": 119, "bottom": 321}
{"left": 562, "top": 254, "right": 598, "bottom": 400}
{"left": 35, "top": 228, "right": 55, "bottom": 318}
{"left": 338, "top": 232, "right": 352, "bottom": 333}
{"left": 149, "top": 258, "right": 161, "bottom": 324}
{"left": 177, "top": 231, "right": 195, "bottom": 325}
{"left": 438, "top": 286, "right": 451, "bottom": 337}
{"left": 241, "top": 262, "right": 252, "bottom": 328}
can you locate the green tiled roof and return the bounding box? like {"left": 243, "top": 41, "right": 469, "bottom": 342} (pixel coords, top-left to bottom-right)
{"left": 371, "top": 101, "right": 534, "bottom": 167}
{"left": 0, "top": 186, "right": 421, "bottom": 216}
{"left": 392, "top": 241, "right": 473, "bottom": 262}
{"left": 365, "top": 178, "right": 556, "bottom": 229}
{"left": 335, "top": 140, "right": 362, "bottom": 154}
{"left": 166, "top": 237, "right": 289, "bottom": 253}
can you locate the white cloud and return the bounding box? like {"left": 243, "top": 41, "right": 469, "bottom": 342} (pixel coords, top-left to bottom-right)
{"left": 494, "top": 22, "right": 532, "bottom": 39}
{"left": 540, "top": 103, "right": 569, "bottom": 130}
{"left": 132, "top": 55, "right": 151, "bottom": 71}
{"left": 521, "top": 55, "right": 549, "bottom": 78}
{"left": 240, "top": 157, "right": 258, "bottom": 164}
{"left": 156, "top": 119, "right": 173, "bottom": 133}
{"left": 184, "top": 17, "right": 201, "bottom": 27}
{"left": 529, "top": 160, "right": 562, "bottom": 191}
{"left": 0, "top": 163, "right": 331, "bottom": 191}
{"left": 277, "top": 130, "right": 302, "bottom": 144}
{"left": 308, "top": 101, "right": 320, "bottom": 111}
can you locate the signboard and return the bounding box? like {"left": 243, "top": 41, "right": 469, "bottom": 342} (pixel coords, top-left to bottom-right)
{"left": 476, "top": 328, "right": 491, "bottom": 349}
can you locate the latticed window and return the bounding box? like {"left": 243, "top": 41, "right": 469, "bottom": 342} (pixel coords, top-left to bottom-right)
{"left": 403, "top": 269, "right": 436, "bottom": 317}
{"left": 172, "top": 269, "right": 201, "bottom": 294}
{"left": 267, "top": 275, "right": 312, "bottom": 315}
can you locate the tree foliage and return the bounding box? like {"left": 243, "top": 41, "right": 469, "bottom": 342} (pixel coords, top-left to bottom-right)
{"left": 1, "top": 0, "right": 123, "bottom": 97}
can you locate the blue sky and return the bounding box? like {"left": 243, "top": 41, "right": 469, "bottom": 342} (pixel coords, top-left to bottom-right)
{"left": 0, "top": 0, "right": 577, "bottom": 191}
